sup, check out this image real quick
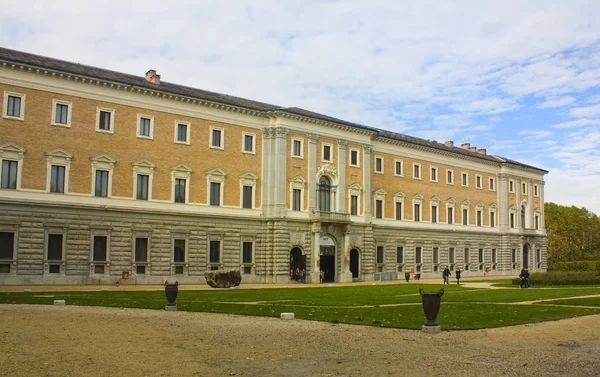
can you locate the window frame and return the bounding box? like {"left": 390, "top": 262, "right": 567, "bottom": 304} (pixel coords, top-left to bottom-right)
{"left": 522, "top": 181, "right": 527, "bottom": 195}
{"left": 430, "top": 166, "right": 438, "bottom": 182}
{"left": 489, "top": 177, "right": 496, "bottom": 191}
{"left": 136, "top": 114, "right": 154, "bottom": 140}
{"left": 133, "top": 159, "right": 155, "bottom": 201}
{"left": 241, "top": 238, "right": 254, "bottom": 274}
{"left": 461, "top": 172, "right": 469, "bottom": 187}
{"left": 210, "top": 126, "right": 224, "bottom": 150}
{"left": 534, "top": 184, "right": 539, "bottom": 197}
{"left": 95, "top": 107, "right": 115, "bottom": 134}
{"left": 174, "top": 120, "right": 191, "bottom": 145}
{"left": 413, "top": 163, "right": 421, "bottom": 180}
{"left": 51, "top": 99, "right": 72, "bottom": 127}
{"left": 394, "top": 192, "right": 405, "bottom": 221}
{"left": 0, "top": 228, "right": 17, "bottom": 274}
{"left": 347, "top": 184, "right": 362, "bottom": 217}
{"left": 446, "top": 169, "right": 454, "bottom": 185}
{"left": 0, "top": 143, "right": 26, "bottom": 191}
{"left": 321, "top": 143, "right": 333, "bottom": 163}
{"left": 290, "top": 176, "right": 306, "bottom": 211}
{"left": 509, "top": 180, "right": 515, "bottom": 193}
{"left": 170, "top": 164, "right": 192, "bottom": 204}
{"left": 90, "top": 154, "right": 115, "bottom": 198}
{"left": 291, "top": 138, "right": 304, "bottom": 159}
{"left": 172, "top": 234, "right": 189, "bottom": 275}
{"left": 45, "top": 148, "right": 72, "bottom": 194}
{"left": 2, "top": 91, "right": 26, "bottom": 121}
{"left": 374, "top": 156, "right": 384, "bottom": 174}
{"left": 240, "top": 172, "right": 257, "bottom": 209}
{"left": 90, "top": 231, "right": 110, "bottom": 275}
{"left": 349, "top": 148, "right": 360, "bottom": 167}
{"left": 208, "top": 235, "right": 223, "bottom": 269}
{"left": 45, "top": 230, "right": 66, "bottom": 275}
{"left": 132, "top": 233, "right": 151, "bottom": 275}
{"left": 394, "top": 159, "right": 403, "bottom": 177}
{"left": 475, "top": 174, "right": 482, "bottom": 189}
{"left": 242, "top": 132, "right": 256, "bottom": 154}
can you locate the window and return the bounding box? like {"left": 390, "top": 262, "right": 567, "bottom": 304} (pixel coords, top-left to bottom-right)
{"left": 210, "top": 182, "right": 221, "bottom": 206}
{"left": 535, "top": 215, "right": 540, "bottom": 230}
{"left": 511, "top": 248, "right": 516, "bottom": 264}
{"left": 52, "top": 100, "right": 71, "bottom": 127}
{"left": 376, "top": 246, "right": 384, "bottom": 264}
{"left": 375, "top": 157, "right": 383, "bottom": 173}
{"left": 173, "top": 239, "right": 186, "bottom": 263}
{"left": 416, "top": 247, "right": 422, "bottom": 264}
{"left": 350, "top": 195, "right": 358, "bottom": 216}
{"left": 375, "top": 200, "right": 383, "bottom": 219}
{"left": 509, "top": 180, "right": 515, "bottom": 193}
{"left": 319, "top": 176, "right": 332, "bottom": 212}
{"left": 322, "top": 144, "right": 332, "bottom": 162}
{"left": 137, "top": 114, "right": 154, "bottom": 139}
{"left": 477, "top": 209, "right": 483, "bottom": 226}
{"left": 464, "top": 248, "right": 470, "bottom": 264}
{"left": 476, "top": 175, "right": 482, "bottom": 189}
{"left": 135, "top": 238, "right": 148, "bottom": 264}
{"left": 292, "top": 139, "right": 303, "bottom": 158}
{"left": 93, "top": 235, "right": 108, "bottom": 275}
{"left": 449, "top": 247, "right": 455, "bottom": 264}
{"left": 462, "top": 208, "right": 469, "bottom": 225}
{"left": 396, "top": 246, "right": 403, "bottom": 264}
{"left": 136, "top": 174, "right": 149, "bottom": 200}
{"left": 492, "top": 248, "right": 497, "bottom": 264}
{"left": 96, "top": 108, "right": 114, "bottom": 133}
{"left": 536, "top": 249, "right": 541, "bottom": 264}
{"left": 293, "top": 189, "right": 302, "bottom": 211}
{"left": 414, "top": 203, "right": 421, "bottom": 222}
{"left": 433, "top": 247, "right": 439, "bottom": 264}
{"left": 489, "top": 177, "right": 495, "bottom": 191}
{"left": 461, "top": 172, "right": 468, "bottom": 187}
{"left": 395, "top": 202, "right": 403, "bottom": 220}
{"left": 431, "top": 205, "right": 438, "bottom": 223}
{"left": 242, "top": 133, "right": 255, "bottom": 153}
{"left": 510, "top": 213, "right": 515, "bottom": 228}
{"left": 0, "top": 232, "right": 15, "bottom": 273}
{"left": 447, "top": 207, "right": 454, "bottom": 225}
{"left": 209, "top": 240, "right": 221, "bottom": 264}
{"left": 175, "top": 121, "right": 190, "bottom": 144}
{"left": 171, "top": 164, "right": 192, "bottom": 203}
{"left": 534, "top": 184, "right": 539, "bottom": 196}
{"left": 49, "top": 165, "right": 65, "bottom": 193}
{"left": 1, "top": 160, "right": 18, "bottom": 189}
{"left": 447, "top": 169, "right": 454, "bottom": 184}
{"left": 242, "top": 241, "right": 253, "bottom": 264}
{"left": 210, "top": 127, "right": 224, "bottom": 149}
{"left": 95, "top": 170, "right": 109, "bottom": 197}
{"left": 430, "top": 167, "right": 438, "bottom": 182}
{"left": 490, "top": 212, "right": 496, "bottom": 228}
{"left": 47, "top": 234, "right": 63, "bottom": 271}
{"left": 413, "top": 163, "right": 421, "bottom": 179}
{"left": 3, "top": 91, "right": 25, "bottom": 120}
{"left": 175, "top": 178, "right": 187, "bottom": 203}
{"left": 242, "top": 185, "right": 253, "bottom": 208}
{"left": 478, "top": 248, "right": 483, "bottom": 263}
{"left": 350, "top": 149, "right": 359, "bottom": 166}
{"left": 394, "top": 160, "right": 403, "bottom": 176}
{"left": 522, "top": 182, "right": 527, "bottom": 195}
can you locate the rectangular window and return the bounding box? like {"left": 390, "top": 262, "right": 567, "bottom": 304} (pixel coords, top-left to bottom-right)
{"left": 211, "top": 129, "right": 222, "bottom": 148}
{"left": 242, "top": 185, "right": 253, "bottom": 208}
{"left": 139, "top": 117, "right": 151, "bottom": 137}
{"left": 511, "top": 248, "right": 516, "bottom": 263}
{"left": 98, "top": 111, "right": 111, "bottom": 131}
{"left": 430, "top": 167, "right": 437, "bottom": 182}
{"left": 376, "top": 246, "right": 384, "bottom": 264}
{"left": 50, "top": 165, "right": 65, "bottom": 193}
{"left": 476, "top": 175, "right": 482, "bottom": 189}
{"left": 55, "top": 103, "right": 68, "bottom": 124}
{"left": 396, "top": 246, "right": 403, "bottom": 264}
{"left": 477, "top": 210, "right": 482, "bottom": 226}
{"left": 509, "top": 180, "right": 515, "bottom": 192}
{"left": 490, "top": 212, "right": 496, "bottom": 228}
{"left": 243, "top": 134, "right": 254, "bottom": 152}
{"left": 292, "top": 139, "right": 302, "bottom": 157}
{"left": 535, "top": 215, "right": 539, "bottom": 230}
{"left": 447, "top": 170, "right": 454, "bottom": 184}
{"left": 293, "top": 189, "right": 302, "bottom": 211}
{"left": 413, "top": 164, "right": 421, "bottom": 179}
{"left": 242, "top": 241, "right": 253, "bottom": 264}
{"left": 510, "top": 213, "right": 515, "bottom": 228}
{"left": 414, "top": 204, "right": 420, "bottom": 222}
{"left": 136, "top": 174, "right": 149, "bottom": 200}
{"left": 210, "top": 182, "right": 220, "bottom": 206}
{"left": 463, "top": 209, "right": 468, "bottom": 225}
{"left": 1, "top": 160, "right": 18, "bottom": 189}
{"left": 350, "top": 195, "right": 358, "bottom": 216}
{"left": 492, "top": 248, "right": 497, "bottom": 264}
{"left": 135, "top": 238, "right": 148, "bottom": 262}
{"left": 534, "top": 185, "right": 539, "bottom": 196}
{"left": 522, "top": 182, "right": 527, "bottom": 194}
{"left": 6, "top": 95, "right": 22, "bottom": 118}
{"left": 447, "top": 207, "right": 453, "bottom": 225}
{"left": 0, "top": 232, "right": 15, "bottom": 261}
{"left": 449, "top": 247, "right": 455, "bottom": 264}
{"left": 431, "top": 206, "right": 437, "bottom": 223}
{"left": 395, "top": 202, "right": 402, "bottom": 220}
{"left": 177, "top": 123, "right": 188, "bottom": 143}
{"left": 350, "top": 149, "right": 358, "bottom": 166}
{"left": 375, "top": 200, "right": 383, "bottom": 219}
{"left": 94, "top": 170, "right": 109, "bottom": 197}
{"left": 174, "top": 178, "right": 186, "bottom": 203}
{"left": 375, "top": 157, "right": 383, "bottom": 173}
{"left": 93, "top": 236, "right": 107, "bottom": 261}
{"left": 323, "top": 145, "right": 332, "bottom": 162}
{"left": 464, "top": 248, "right": 470, "bottom": 264}
{"left": 478, "top": 248, "right": 483, "bottom": 263}
{"left": 173, "top": 239, "right": 185, "bottom": 263}
{"left": 47, "top": 234, "right": 63, "bottom": 261}
{"left": 416, "top": 247, "right": 422, "bottom": 264}
{"left": 489, "top": 177, "right": 495, "bottom": 191}
{"left": 395, "top": 160, "right": 402, "bottom": 176}
{"left": 433, "top": 247, "right": 439, "bottom": 264}
{"left": 536, "top": 249, "right": 541, "bottom": 263}
{"left": 209, "top": 240, "right": 220, "bottom": 264}
{"left": 462, "top": 173, "right": 468, "bottom": 186}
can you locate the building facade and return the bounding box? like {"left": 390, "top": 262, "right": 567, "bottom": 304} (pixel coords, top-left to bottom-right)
{"left": 0, "top": 48, "right": 547, "bottom": 285}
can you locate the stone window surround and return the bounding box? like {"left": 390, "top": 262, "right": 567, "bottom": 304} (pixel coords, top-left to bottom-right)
{"left": 206, "top": 168, "right": 226, "bottom": 206}
{"left": 136, "top": 113, "right": 155, "bottom": 140}
{"left": 461, "top": 172, "right": 469, "bottom": 187}
{"left": 396, "top": 243, "right": 405, "bottom": 265}
{"left": 534, "top": 184, "right": 539, "bottom": 197}
{"left": 475, "top": 174, "right": 482, "bottom": 189}
{"left": 289, "top": 176, "right": 306, "bottom": 211}
{"left": 90, "top": 154, "right": 116, "bottom": 197}
{"left": 321, "top": 142, "right": 333, "bottom": 163}
{"left": 208, "top": 233, "right": 224, "bottom": 268}
{"left": 174, "top": 120, "right": 191, "bottom": 145}
{"left": 347, "top": 183, "right": 362, "bottom": 216}
{"left": 0, "top": 142, "right": 27, "bottom": 190}
{"left": 522, "top": 181, "right": 528, "bottom": 195}
{"left": 132, "top": 231, "right": 152, "bottom": 275}
{"left": 446, "top": 198, "right": 456, "bottom": 225}
{"left": 394, "top": 191, "right": 405, "bottom": 220}
{"left": 95, "top": 107, "right": 115, "bottom": 134}
{"left": 446, "top": 168, "right": 454, "bottom": 185}
{"left": 45, "top": 148, "right": 72, "bottom": 194}
{"left": 394, "top": 159, "right": 403, "bottom": 177}
{"left": 412, "top": 193, "right": 424, "bottom": 222}
{"left": 374, "top": 156, "right": 384, "bottom": 174}
{"left": 132, "top": 159, "right": 156, "bottom": 201}
{"left": 171, "top": 163, "right": 192, "bottom": 204}
{"left": 239, "top": 172, "right": 258, "bottom": 209}
{"left": 0, "top": 224, "right": 18, "bottom": 275}
{"left": 44, "top": 227, "right": 67, "bottom": 276}
{"left": 476, "top": 202, "right": 484, "bottom": 226}
{"left": 509, "top": 205, "right": 517, "bottom": 228}
{"left": 210, "top": 126, "right": 224, "bottom": 150}
{"left": 412, "top": 162, "right": 421, "bottom": 180}
{"left": 51, "top": 99, "right": 72, "bottom": 128}
{"left": 373, "top": 188, "right": 386, "bottom": 219}
{"left": 430, "top": 166, "right": 438, "bottom": 182}
{"left": 489, "top": 176, "right": 496, "bottom": 191}
{"left": 488, "top": 204, "right": 497, "bottom": 228}
{"left": 509, "top": 179, "right": 515, "bottom": 193}
{"left": 240, "top": 236, "right": 255, "bottom": 267}
{"left": 90, "top": 229, "right": 111, "bottom": 275}
{"left": 349, "top": 148, "right": 360, "bottom": 167}
{"left": 430, "top": 196, "right": 440, "bottom": 223}
{"left": 462, "top": 200, "right": 470, "bottom": 226}
{"left": 291, "top": 137, "right": 304, "bottom": 159}
{"left": 2, "top": 90, "right": 26, "bottom": 121}
{"left": 242, "top": 132, "right": 256, "bottom": 154}
{"left": 171, "top": 233, "right": 189, "bottom": 276}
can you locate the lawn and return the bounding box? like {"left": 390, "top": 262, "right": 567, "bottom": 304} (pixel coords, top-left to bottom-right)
{"left": 1, "top": 283, "right": 599, "bottom": 330}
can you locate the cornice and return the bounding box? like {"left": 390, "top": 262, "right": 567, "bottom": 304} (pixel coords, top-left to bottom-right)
{"left": 266, "top": 110, "right": 376, "bottom": 137}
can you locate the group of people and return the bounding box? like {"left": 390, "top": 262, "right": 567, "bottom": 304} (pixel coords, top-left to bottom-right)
{"left": 442, "top": 267, "right": 462, "bottom": 284}
{"left": 290, "top": 267, "right": 306, "bottom": 283}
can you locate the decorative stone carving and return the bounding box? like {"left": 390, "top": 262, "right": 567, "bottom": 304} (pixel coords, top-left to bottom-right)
{"left": 275, "top": 127, "right": 289, "bottom": 138}
{"left": 318, "top": 164, "right": 338, "bottom": 177}
{"left": 338, "top": 139, "right": 348, "bottom": 150}
{"left": 363, "top": 144, "right": 373, "bottom": 154}
{"left": 308, "top": 133, "right": 319, "bottom": 144}
{"left": 497, "top": 173, "right": 509, "bottom": 181}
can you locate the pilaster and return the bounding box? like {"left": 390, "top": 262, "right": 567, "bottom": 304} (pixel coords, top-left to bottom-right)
{"left": 497, "top": 173, "right": 509, "bottom": 231}
{"left": 363, "top": 144, "right": 372, "bottom": 222}
{"left": 337, "top": 139, "right": 347, "bottom": 213}
{"left": 308, "top": 133, "right": 318, "bottom": 211}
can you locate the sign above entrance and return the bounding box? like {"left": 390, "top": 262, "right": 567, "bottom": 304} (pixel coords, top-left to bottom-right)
{"left": 320, "top": 236, "right": 335, "bottom": 247}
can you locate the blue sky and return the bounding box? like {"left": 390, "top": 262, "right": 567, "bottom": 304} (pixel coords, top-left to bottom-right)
{"left": 1, "top": 0, "right": 599, "bottom": 213}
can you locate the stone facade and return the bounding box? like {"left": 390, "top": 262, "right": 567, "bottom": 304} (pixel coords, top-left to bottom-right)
{"left": 0, "top": 47, "right": 547, "bottom": 285}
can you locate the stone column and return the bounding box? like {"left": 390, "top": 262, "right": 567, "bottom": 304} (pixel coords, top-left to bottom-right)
{"left": 527, "top": 179, "right": 534, "bottom": 229}
{"left": 337, "top": 139, "right": 347, "bottom": 213}
{"left": 308, "top": 133, "right": 318, "bottom": 211}
{"left": 339, "top": 226, "right": 353, "bottom": 282}
{"left": 261, "top": 128, "right": 274, "bottom": 217}
{"left": 497, "top": 173, "right": 509, "bottom": 231}
{"left": 540, "top": 180, "right": 546, "bottom": 230}
{"left": 515, "top": 177, "right": 521, "bottom": 229}
{"left": 363, "top": 144, "right": 372, "bottom": 222}
{"left": 310, "top": 223, "right": 321, "bottom": 283}
{"left": 274, "top": 127, "right": 288, "bottom": 218}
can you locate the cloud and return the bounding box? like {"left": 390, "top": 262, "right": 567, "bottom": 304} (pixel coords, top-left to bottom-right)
{"left": 518, "top": 130, "right": 553, "bottom": 139}
{"left": 537, "top": 96, "right": 576, "bottom": 109}
{"left": 553, "top": 119, "right": 600, "bottom": 129}
{"left": 569, "top": 104, "right": 600, "bottom": 118}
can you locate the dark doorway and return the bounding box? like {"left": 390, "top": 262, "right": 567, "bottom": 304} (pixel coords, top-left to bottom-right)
{"left": 290, "top": 248, "right": 303, "bottom": 280}
{"left": 320, "top": 255, "right": 335, "bottom": 282}
{"left": 523, "top": 244, "right": 529, "bottom": 268}
{"left": 350, "top": 249, "right": 360, "bottom": 278}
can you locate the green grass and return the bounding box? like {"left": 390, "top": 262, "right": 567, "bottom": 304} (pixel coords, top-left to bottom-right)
{"left": 536, "top": 296, "right": 600, "bottom": 307}
{"left": 1, "top": 283, "right": 600, "bottom": 330}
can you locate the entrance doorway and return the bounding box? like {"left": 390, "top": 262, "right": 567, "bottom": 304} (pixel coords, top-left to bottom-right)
{"left": 350, "top": 249, "right": 360, "bottom": 279}
{"left": 320, "top": 255, "right": 335, "bottom": 282}
{"left": 523, "top": 244, "right": 529, "bottom": 269}
{"left": 290, "top": 248, "right": 304, "bottom": 280}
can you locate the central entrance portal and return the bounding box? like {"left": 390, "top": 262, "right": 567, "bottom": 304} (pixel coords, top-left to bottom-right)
{"left": 319, "top": 235, "right": 336, "bottom": 283}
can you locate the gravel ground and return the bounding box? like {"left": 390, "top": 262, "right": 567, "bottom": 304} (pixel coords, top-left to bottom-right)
{"left": 1, "top": 304, "right": 599, "bottom": 377}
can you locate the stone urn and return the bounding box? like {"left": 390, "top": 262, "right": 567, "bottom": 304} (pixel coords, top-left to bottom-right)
{"left": 419, "top": 288, "right": 444, "bottom": 332}
{"left": 165, "top": 281, "right": 179, "bottom": 308}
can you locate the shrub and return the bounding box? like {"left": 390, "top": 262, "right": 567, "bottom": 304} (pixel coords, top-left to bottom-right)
{"left": 550, "top": 261, "right": 600, "bottom": 273}
{"left": 205, "top": 270, "right": 242, "bottom": 288}
{"left": 512, "top": 271, "right": 600, "bottom": 286}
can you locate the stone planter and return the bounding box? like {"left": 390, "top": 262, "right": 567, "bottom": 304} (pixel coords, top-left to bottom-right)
{"left": 419, "top": 288, "right": 444, "bottom": 332}
{"left": 165, "top": 281, "right": 178, "bottom": 310}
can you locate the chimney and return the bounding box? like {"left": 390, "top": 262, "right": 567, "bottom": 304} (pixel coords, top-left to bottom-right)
{"left": 477, "top": 148, "right": 487, "bottom": 155}
{"left": 145, "top": 69, "right": 161, "bottom": 85}
{"left": 469, "top": 147, "right": 477, "bottom": 152}
{"left": 444, "top": 141, "right": 454, "bottom": 147}
{"left": 460, "top": 143, "right": 470, "bottom": 150}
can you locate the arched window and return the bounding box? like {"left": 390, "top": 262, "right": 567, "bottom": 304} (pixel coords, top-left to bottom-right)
{"left": 318, "top": 176, "right": 331, "bottom": 212}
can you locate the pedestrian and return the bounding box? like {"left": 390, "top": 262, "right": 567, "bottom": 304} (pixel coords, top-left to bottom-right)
{"left": 319, "top": 269, "right": 325, "bottom": 284}
{"left": 300, "top": 268, "right": 306, "bottom": 284}
{"left": 405, "top": 271, "right": 410, "bottom": 283}
{"left": 456, "top": 269, "right": 462, "bottom": 284}
{"left": 443, "top": 266, "right": 451, "bottom": 284}
{"left": 519, "top": 267, "right": 530, "bottom": 288}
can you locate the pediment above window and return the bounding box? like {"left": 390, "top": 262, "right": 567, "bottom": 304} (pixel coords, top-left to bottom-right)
{"left": 90, "top": 154, "right": 116, "bottom": 170}
{"left": 413, "top": 193, "right": 424, "bottom": 200}
{"left": 206, "top": 167, "right": 226, "bottom": 177}
{"left": 0, "top": 142, "right": 27, "bottom": 160}
{"left": 45, "top": 148, "right": 73, "bottom": 164}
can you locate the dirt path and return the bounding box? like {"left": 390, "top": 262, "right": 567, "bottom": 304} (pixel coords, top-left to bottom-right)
{"left": 1, "top": 304, "right": 599, "bottom": 377}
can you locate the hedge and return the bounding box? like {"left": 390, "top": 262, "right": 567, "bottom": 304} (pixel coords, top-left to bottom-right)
{"left": 512, "top": 271, "right": 600, "bottom": 286}
{"left": 550, "top": 261, "right": 600, "bottom": 273}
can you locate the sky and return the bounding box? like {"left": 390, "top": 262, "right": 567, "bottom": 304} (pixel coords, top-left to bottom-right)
{"left": 1, "top": 0, "right": 600, "bottom": 213}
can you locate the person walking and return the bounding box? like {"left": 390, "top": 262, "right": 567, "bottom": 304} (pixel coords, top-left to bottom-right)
{"left": 443, "top": 266, "right": 451, "bottom": 284}
{"left": 456, "top": 269, "right": 462, "bottom": 285}
{"left": 519, "top": 267, "right": 530, "bottom": 288}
